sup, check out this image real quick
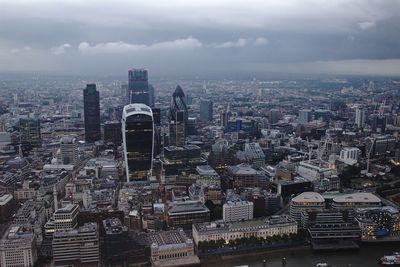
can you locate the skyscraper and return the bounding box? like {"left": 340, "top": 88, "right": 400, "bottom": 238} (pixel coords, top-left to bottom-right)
{"left": 18, "top": 118, "right": 41, "bottom": 150}
{"left": 355, "top": 107, "right": 366, "bottom": 128}
{"left": 169, "top": 85, "right": 188, "bottom": 146}
{"left": 299, "top": 109, "right": 312, "bottom": 124}
{"left": 122, "top": 103, "right": 154, "bottom": 182}
{"left": 59, "top": 136, "right": 78, "bottom": 165}
{"left": 200, "top": 98, "right": 213, "bottom": 122}
{"left": 83, "top": 84, "right": 101, "bottom": 143}
{"left": 128, "top": 69, "right": 149, "bottom": 105}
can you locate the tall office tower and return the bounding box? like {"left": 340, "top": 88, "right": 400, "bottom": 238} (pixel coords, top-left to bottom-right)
{"left": 128, "top": 69, "right": 149, "bottom": 105}
{"left": 269, "top": 109, "right": 280, "bottom": 124}
{"left": 59, "top": 136, "right": 78, "bottom": 165}
{"left": 200, "top": 98, "right": 213, "bottom": 122}
{"left": 355, "top": 107, "right": 366, "bottom": 128}
{"left": 298, "top": 109, "right": 312, "bottom": 124}
{"left": 220, "top": 110, "right": 229, "bottom": 128}
{"left": 122, "top": 103, "right": 154, "bottom": 182}
{"left": 18, "top": 118, "right": 41, "bottom": 149}
{"left": 149, "top": 84, "right": 155, "bottom": 107}
{"left": 83, "top": 84, "right": 101, "bottom": 143}
{"left": 169, "top": 85, "right": 188, "bottom": 146}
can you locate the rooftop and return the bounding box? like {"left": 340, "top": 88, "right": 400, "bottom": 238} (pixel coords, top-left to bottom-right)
{"left": 333, "top": 193, "right": 381, "bottom": 204}
{"left": 292, "top": 192, "right": 325, "bottom": 203}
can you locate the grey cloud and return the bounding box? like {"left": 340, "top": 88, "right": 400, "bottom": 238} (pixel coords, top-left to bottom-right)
{"left": 51, "top": 44, "right": 71, "bottom": 55}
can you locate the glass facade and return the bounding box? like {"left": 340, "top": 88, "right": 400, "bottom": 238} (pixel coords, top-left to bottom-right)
{"left": 83, "top": 84, "right": 101, "bottom": 143}
{"left": 128, "top": 69, "right": 149, "bottom": 105}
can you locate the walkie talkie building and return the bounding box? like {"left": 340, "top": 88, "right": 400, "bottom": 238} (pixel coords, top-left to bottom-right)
{"left": 122, "top": 103, "right": 154, "bottom": 182}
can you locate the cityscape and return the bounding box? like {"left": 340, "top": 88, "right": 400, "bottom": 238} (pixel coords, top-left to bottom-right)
{"left": 1, "top": 1, "right": 400, "bottom": 267}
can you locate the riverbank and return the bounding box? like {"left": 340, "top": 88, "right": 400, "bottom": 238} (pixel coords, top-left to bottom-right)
{"left": 202, "top": 242, "right": 400, "bottom": 267}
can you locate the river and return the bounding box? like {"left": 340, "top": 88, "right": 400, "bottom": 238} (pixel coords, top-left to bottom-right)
{"left": 203, "top": 243, "right": 400, "bottom": 267}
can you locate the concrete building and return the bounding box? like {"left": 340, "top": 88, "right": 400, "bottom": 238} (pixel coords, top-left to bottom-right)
{"left": 52, "top": 223, "right": 99, "bottom": 265}
{"left": 167, "top": 200, "right": 210, "bottom": 229}
{"left": 244, "top": 143, "right": 265, "bottom": 169}
{"left": 331, "top": 193, "right": 381, "bottom": 211}
{"left": 54, "top": 204, "right": 79, "bottom": 231}
{"left": 0, "top": 225, "right": 37, "bottom": 267}
{"left": 59, "top": 136, "right": 78, "bottom": 165}
{"left": 193, "top": 215, "right": 297, "bottom": 245}
{"left": 200, "top": 99, "right": 213, "bottom": 122}
{"left": 355, "top": 107, "right": 366, "bottom": 128}
{"left": 148, "top": 229, "right": 200, "bottom": 267}
{"left": 289, "top": 192, "right": 325, "bottom": 223}
{"left": 298, "top": 109, "right": 312, "bottom": 124}
{"left": 339, "top": 147, "right": 361, "bottom": 166}
{"left": 223, "top": 200, "right": 254, "bottom": 222}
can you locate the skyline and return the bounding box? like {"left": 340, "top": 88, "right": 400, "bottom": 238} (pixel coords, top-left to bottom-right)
{"left": 1, "top": 0, "right": 400, "bottom": 77}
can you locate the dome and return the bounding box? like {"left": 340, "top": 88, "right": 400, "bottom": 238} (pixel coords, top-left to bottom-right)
{"left": 6, "top": 157, "right": 28, "bottom": 169}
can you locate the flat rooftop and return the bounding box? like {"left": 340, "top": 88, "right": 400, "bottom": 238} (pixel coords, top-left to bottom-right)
{"left": 292, "top": 192, "right": 325, "bottom": 203}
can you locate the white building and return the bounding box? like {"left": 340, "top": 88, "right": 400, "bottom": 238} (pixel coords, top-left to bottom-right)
{"left": 332, "top": 193, "right": 381, "bottom": 210}
{"left": 297, "top": 160, "right": 333, "bottom": 182}
{"left": 59, "top": 136, "right": 78, "bottom": 165}
{"left": 0, "top": 225, "right": 37, "bottom": 267}
{"left": 289, "top": 192, "right": 325, "bottom": 223}
{"left": 223, "top": 200, "right": 254, "bottom": 222}
{"left": 53, "top": 204, "right": 79, "bottom": 231}
{"left": 193, "top": 215, "right": 297, "bottom": 245}
{"left": 339, "top": 147, "right": 361, "bottom": 166}
{"left": 355, "top": 107, "right": 366, "bottom": 128}
{"left": 52, "top": 223, "right": 99, "bottom": 265}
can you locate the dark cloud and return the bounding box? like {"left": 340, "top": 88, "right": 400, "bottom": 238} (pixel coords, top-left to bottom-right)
{"left": 1, "top": 0, "right": 400, "bottom": 76}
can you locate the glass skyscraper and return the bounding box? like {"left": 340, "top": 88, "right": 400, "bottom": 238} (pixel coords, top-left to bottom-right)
{"left": 83, "top": 84, "right": 101, "bottom": 143}
{"left": 128, "top": 69, "right": 150, "bottom": 105}
{"left": 169, "top": 85, "right": 188, "bottom": 146}
{"left": 122, "top": 103, "right": 154, "bottom": 182}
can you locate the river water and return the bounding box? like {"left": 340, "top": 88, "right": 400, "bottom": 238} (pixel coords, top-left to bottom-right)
{"left": 204, "top": 243, "right": 400, "bottom": 267}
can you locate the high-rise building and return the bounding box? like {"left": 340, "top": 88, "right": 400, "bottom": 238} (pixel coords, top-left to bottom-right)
{"left": 128, "top": 69, "right": 149, "bottom": 105}
{"left": 83, "top": 84, "right": 101, "bottom": 143}
{"left": 169, "top": 85, "right": 188, "bottom": 146}
{"left": 59, "top": 136, "right": 78, "bottom": 165}
{"left": 298, "top": 109, "right": 312, "bottom": 124}
{"left": 355, "top": 107, "right": 366, "bottom": 128}
{"left": 200, "top": 99, "right": 213, "bottom": 122}
{"left": 103, "top": 121, "right": 122, "bottom": 145}
{"left": 122, "top": 103, "right": 154, "bottom": 182}
{"left": 149, "top": 84, "right": 155, "bottom": 107}
{"left": 269, "top": 109, "right": 280, "bottom": 124}
{"left": 18, "top": 118, "right": 41, "bottom": 149}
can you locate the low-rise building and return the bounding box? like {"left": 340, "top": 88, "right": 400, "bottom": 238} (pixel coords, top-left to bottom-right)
{"left": 0, "top": 225, "right": 37, "bottom": 267}
{"left": 167, "top": 201, "right": 210, "bottom": 229}
{"left": 289, "top": 192, "right": 325, "bottom": 223}
{"left": 193, "top": 215, "right": 297, "bottom": 245}
{"left": 223, "top": 200, "right": 254, "bottom": 222}
{"left": 148, "top": 229, "right": 200, "bottom": 267}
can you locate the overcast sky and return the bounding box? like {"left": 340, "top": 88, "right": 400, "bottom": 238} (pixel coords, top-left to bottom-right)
{"left": 1, "top": 0, "right": 400, "bottom": 77}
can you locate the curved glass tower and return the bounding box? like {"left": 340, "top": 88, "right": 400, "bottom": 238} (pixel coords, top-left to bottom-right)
{"left": 122, "top": 103, "right": 154, "bottom": 182}
{"left": 169, "top": 85, "right": 188, "bottom": 146}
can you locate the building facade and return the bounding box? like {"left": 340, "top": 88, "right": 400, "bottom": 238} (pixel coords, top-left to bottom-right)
{"left": 83, "top": 84, "right": 101, "bottom": 143}
{"left": 122, "top": 103, "right": 154, "bottom": 182}
{"left": 128, "top": 69, "right": 150, "bottom": 105}
{"left": 223, "top": 200, "right": 254, "bottom": 222}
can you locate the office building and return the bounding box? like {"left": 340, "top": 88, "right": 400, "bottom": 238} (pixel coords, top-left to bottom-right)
{"left": 356, "top": 206, "right": 400, "bottom": 240}
{"left": 148, "top": 229, "right": 200, "bottom": 267}
{"left": 54, "top": 204, "right": 79, "bottom": 231}
{"left": 18, "top": 118, "right": 41, "bottom": 149}
{"left": 289, "top": 192, "right": 325, "bottom": 223}
{"left": 200, "top": 98, "right": 213, "bottom": 121}
{"left": 59, "top": 136, "right": 78, "bottom": 165}
{"left": 193, "top": 215, "right": 297, "bottom": 246}
{"left": 298, "top": 109, "right": 312, "bottom": 124}
{"left": 301, "top": 209, "right": 360, "bottom": 241}
{"left": 167, "top": 200, "right": 210, "bottom": 229}
{"left": 83, "top": 84, "right": 101, "bottom": 143}
{"left": 103, "top": 121, "right": 122, "bottom": 145}
{"left": 169, "top": 85, "right": 188, "bottom": 146}
{"left": 226, "top": 164, "right": 267, "bottom": 189}
{"left": 122, "top": 103, "right": 154, "bottom": 182}
{"left": 128, "top": 69, "right": 149, "bottom": 105}
{"left": 331, "top": 193, "right": 381, "bottom": 211}
{"left": 339, "top": 147, "right": 361, "bottom": 166}
{"left": 355, "top": 107, "right": 366, "bottom": 128}
{"left": 0, "top": 225, "right": 37, "bottom": 267}
{"left": 244, "top": 143, "right": 266, "bottom": 169}
{"left": 52, "top": 223, "right": 99, "bottom": 265}
{"left": 149, "top": 84, "right": 155, "bottom": 107}
{"left": 223, "top": 200, "right": 254, "bottom": 222}
{"left": 269, "top": 109, "right": 280, "bottom": 124}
